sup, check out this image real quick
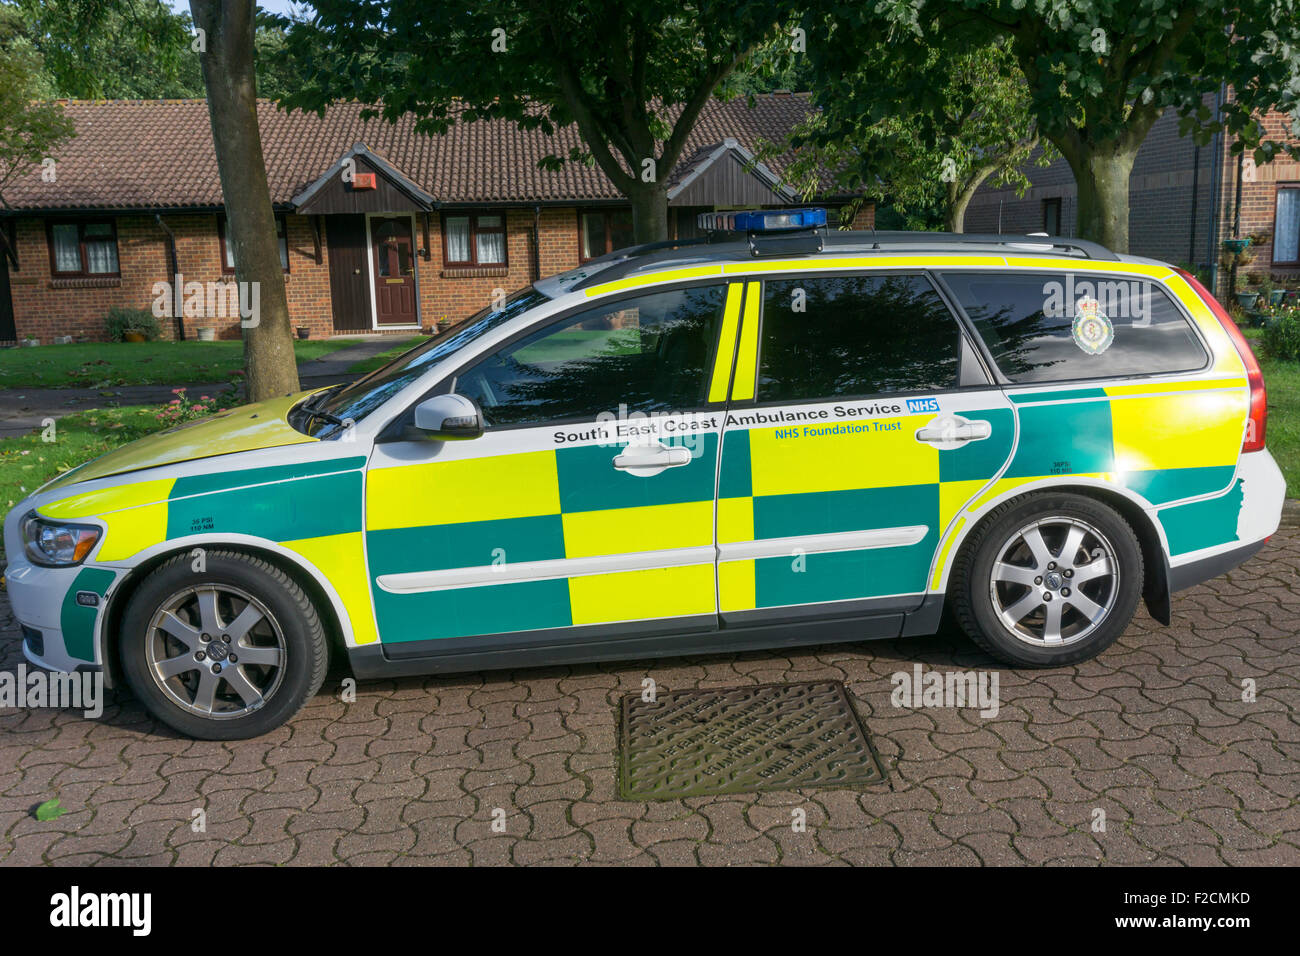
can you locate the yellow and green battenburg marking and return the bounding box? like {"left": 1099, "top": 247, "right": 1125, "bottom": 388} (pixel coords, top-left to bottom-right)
{"left": 42, "top": 456, "right": 378, "bottom": 657}
{"left": 364, "top": 437, "right": 720, "bottom": 641}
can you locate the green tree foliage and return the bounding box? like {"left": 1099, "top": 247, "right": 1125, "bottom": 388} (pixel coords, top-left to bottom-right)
{"left": 278, "top": 1, "right": 788, "bottom": 242}
{"left": 6, "top": 0, "right": 306, "bottom": 101}
{"left": 0, "top": 6, "right": 74, "bottom": 206}
{"left": 787, "top": 37, "right": 1052, "bottom": 232}
{"left": 807, "top": 1, "right": 1300, "bottom": 251}
{"left": 11, "top": 0, "right": 201, "bottom": 98}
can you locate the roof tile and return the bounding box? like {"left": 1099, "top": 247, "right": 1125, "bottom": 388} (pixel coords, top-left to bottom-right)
{"left": 6, "top": 95, "right": 819, "bottom": 211}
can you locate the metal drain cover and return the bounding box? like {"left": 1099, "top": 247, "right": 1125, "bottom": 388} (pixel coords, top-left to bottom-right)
{"left": 619, "top": 680, "right": 886, "bottom": 800}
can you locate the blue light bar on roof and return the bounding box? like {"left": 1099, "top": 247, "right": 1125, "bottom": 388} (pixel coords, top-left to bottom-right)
{"left": 697, "top": 207, "right": 828, "bottom": 233}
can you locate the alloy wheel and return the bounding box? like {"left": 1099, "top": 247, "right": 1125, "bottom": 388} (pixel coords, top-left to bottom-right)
{"left": 145, "top": 584, "right": 287, "bottom": 719}
{"left": 987, "top": 515, "right": 1120, "bottom": 648}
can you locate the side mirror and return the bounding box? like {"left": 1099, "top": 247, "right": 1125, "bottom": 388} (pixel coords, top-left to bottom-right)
{"left": 414, "top": 394, "right": 484, "bottom": 441}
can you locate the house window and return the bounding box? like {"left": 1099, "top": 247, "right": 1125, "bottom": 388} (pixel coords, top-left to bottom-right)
{"left": 1042, "top": 198, "right": 1062, "bottom": 236}
{"left": 219, "top": 215, "right": 289, "bottom": 273}
{"left": 1273, "top": 186, "right": 1300, "bottom": 266}
{"left": 579, "top": 209, "right": 635, "bottom": 261}
{"left": 442, "top": 213, "right": 507, "bottom": 266}
{"left": 47, "top": 220, "right": 119, "bottom": 276}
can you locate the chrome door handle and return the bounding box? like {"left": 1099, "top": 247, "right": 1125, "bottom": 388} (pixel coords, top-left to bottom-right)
{"left": 915, "top": 414, "right": 992, "bottom": 448}
{"left": 613, "top": 441, "right": 692, "bottom": 476}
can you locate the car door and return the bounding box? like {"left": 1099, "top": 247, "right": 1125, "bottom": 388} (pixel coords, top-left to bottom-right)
{"left": 714, "top": 272, "right": 1016, "bottom": 629}
{"left": 363, "top": 281, "right": 743, "bottom": 652}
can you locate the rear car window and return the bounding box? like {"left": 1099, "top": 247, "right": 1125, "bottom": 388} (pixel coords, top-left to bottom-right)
{"left": 941, "top": 271, "right": 1207, "bottom": 384}
{"left": 757, "top": 274, "right": 962, "bottom": 402}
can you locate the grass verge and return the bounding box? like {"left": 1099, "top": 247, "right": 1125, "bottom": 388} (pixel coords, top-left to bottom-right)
{"left": 0, "top": 339, "right": 360, "bottom": 389}
{"left": 0, "top": 405, "right": 163, "bottom": 514}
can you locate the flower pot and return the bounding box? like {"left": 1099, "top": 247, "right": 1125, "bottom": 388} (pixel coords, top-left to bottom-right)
{"left": 1270, "top": 290, "right": 1285, "bottom": 305}
{"left": 196, "top": 327, "right": 216, "bottom": 342}
{"left": 123, "top": 330, "right": 146, "bottom": 342}
{"left": 1223, "top": 238, "right": 1252, "bottom": 255}
{"left": 297, "top": 327, "right": 310, "bottom": 340}
{"left": 1235, "top": 291, "right": 1260, "bottom": 310}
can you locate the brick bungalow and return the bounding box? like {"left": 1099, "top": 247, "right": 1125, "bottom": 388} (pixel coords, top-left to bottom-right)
{"left": 0, "top": 94, "right": 866, "bottom": 344}
{"left": 964, "top": 102, "right": 1300, "bottom": 300}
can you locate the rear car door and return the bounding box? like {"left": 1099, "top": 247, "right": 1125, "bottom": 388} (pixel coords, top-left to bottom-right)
{"left": 714, "top": 272, "right": 1016, "bottom": 630}
{"left": 363, "top": 282, "right": 741, "bottom": 653}
{"left": 938, "top": 268, "right": 1244, "bottom": 553}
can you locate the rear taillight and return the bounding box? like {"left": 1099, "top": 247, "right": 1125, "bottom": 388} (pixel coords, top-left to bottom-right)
{"left": 1175, "top": 268, "right": 1266, "bottom": 453}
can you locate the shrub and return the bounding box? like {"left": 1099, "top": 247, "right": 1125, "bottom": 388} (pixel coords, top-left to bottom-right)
{"left": 154, "top": 388, "right": 234, "bottom": 428}
{"left": 104, "top": 307, "right": 161, "bottom": 342}
{"left": 1262, "top": 306, "right": 1300, "bottom": 362}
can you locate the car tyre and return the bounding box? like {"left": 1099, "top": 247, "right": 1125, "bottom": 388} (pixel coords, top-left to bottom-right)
{"left": 119, "top": 550, "right": 328, "bottom": 739}
{"left": 951, "top": 493, "right": 1143, "bottom": 667}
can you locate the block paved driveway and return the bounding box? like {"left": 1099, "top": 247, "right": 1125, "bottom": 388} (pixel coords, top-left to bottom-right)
{"left": 1, "top": 528, "right": 1297, "bottom": 867}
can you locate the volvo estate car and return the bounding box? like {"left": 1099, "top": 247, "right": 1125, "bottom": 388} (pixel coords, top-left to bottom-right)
{"left": 4, "top": 210, "right": 1283, "bottom": 738}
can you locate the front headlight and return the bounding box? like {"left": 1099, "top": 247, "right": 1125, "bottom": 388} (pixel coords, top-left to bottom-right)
{"left": 21, "top": 512, "right": 101, "bottom": 567}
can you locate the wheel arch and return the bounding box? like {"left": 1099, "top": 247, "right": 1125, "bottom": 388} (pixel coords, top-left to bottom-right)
{"left": 99, "top": 538, "right": 351, "bottom": 689}
{"left": 945, "top": 482, "right": 1170, "bottom": 626}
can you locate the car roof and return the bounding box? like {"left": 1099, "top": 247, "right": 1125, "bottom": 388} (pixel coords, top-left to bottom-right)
{"left": 533, "top": 228, "right": 1155, "bottom": 299}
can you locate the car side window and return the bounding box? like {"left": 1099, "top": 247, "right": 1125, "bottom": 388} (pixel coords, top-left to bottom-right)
{"left": 757, "top": 274, "right": 963, "bottom": 402}
{"left": 940, "top": 271, "right": 1208, "bottom": 384}
{"left": 454, "top": 284, "right": 727, "bottom": 428}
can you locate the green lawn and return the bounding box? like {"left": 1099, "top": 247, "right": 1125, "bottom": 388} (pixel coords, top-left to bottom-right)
{"left": 1241, "top": 328, "right": 1297, "bottom": 495}
{"left": 345, "top": 335, "right": 427, "bottom": 374}
{"left": 1258, "top": 354, "right": 1299, "bottom": 497}
{"left": 0, "top": 405, "right": 163, "bottom": 516}
{"left": 0, "top": 339, "right": 360, "bottom": 389}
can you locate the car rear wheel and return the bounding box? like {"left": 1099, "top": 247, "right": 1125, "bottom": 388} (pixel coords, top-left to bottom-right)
{"left": 952, "top": 493, "right": 1143, "bottom": 667}
{"left": 119, "top": 550, "right": 328, "bottom": 739}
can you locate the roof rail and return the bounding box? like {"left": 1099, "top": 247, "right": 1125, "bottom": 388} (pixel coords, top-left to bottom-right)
{"left": 570, "top": 228, "right": 1119, "bottom": 291}
{"left": 842, "top": 231, "right": 1120, "bottom": 261}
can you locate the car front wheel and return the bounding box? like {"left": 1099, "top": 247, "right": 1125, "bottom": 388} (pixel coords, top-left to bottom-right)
{"left": 119, "top": 550, "right": 328, "bottom": 739}
{"left": 952, "top": 493, "right": 1144, "bottom": 667}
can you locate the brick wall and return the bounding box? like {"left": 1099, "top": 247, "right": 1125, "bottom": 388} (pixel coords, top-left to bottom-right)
{"left": 1213, "top": 109, "right": 1300, "bottom": 296}
{"left": 5, "top": 207, "right": 595, "bottom": 341}
{"left": 5, "top": 201, "right": 884, "bottom": 340}
{"left": 416, "top": 207, "right": 581, "bottom": 328}
{"left": 6, "top": 213, "right": 337, "bottom": 343}
{"left": 847, "top": 202, "right": 876, "bottom": 230}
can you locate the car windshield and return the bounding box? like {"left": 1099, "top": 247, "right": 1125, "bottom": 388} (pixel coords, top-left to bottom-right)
{"left": 295, "top": 287, "right": 549, "bottom": 437}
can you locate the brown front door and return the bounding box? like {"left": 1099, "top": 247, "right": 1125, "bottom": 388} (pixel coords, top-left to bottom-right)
{"left": 370, "top": 216, "right": 417, "bottom": 326}
{"left": 328, "top": 215, "right": 370, "bottom": 331}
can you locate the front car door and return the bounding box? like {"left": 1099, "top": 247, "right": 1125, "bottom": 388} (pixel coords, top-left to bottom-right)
{"left": 362, "top": 282, "right": 741, "bottom": 658}
{"left": 714, "top": 271, "right": 1016, "bottom": 634}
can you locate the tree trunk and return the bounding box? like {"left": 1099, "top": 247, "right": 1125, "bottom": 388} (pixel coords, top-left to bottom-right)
{"left": 1065, "top": 142, "right": 1138, "bottom": 253}
{"left": 628, "top": 182, "right": 670, "bottom": 244}
{"left": 190, "top": 0, "right": 299, "bottom": 402}
{"left": 945, "top": 164, "right": 998, "bottom": 233}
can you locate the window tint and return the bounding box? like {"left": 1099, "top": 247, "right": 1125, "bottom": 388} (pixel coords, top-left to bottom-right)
{"left": 455, "top": 285, "right": 726, "bottom": 427}
{"left": 757, "top": 274, "right": 962, "bottom": 402}
{"left": 942, "top": 272, "right": 1207, "bottom": 384}
{"left": 305, "top": 286, "right": 548, "bottom": 436}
